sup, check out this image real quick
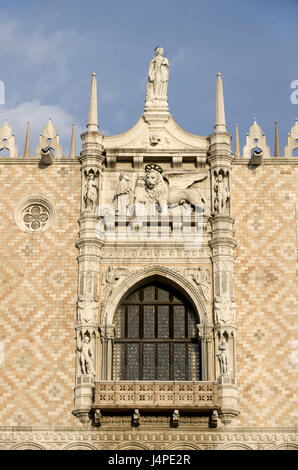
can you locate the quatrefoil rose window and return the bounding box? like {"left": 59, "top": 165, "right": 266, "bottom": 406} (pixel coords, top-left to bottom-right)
{"left": 23, "top": 205, "right": 49, "bottom": 231}
{"left": 15, "top": 197, "right": 54, "bottom": 233}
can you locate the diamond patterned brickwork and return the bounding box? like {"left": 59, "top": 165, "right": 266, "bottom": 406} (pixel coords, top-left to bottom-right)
{"left": 231, "top": 163, "right": 298, "bottom": 427}
{"left": 0, "top": 162, "right": 80, "bottom": 427}
{"left": 0, "top": 159, "right": 297, "bottom": 431}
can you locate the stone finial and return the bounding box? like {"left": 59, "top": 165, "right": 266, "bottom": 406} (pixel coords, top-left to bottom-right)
{"left": 24, "top": 122, "right": 30, "bottom": 158}
{"left": 35, "top": 118, "right": 63, "bottom": 160}
{"left": 284, "top": 118, "right": 298, "bottom": 157}
{"left": 70, "top": 123, "right": 76, "bottom": 157}
{"left": 234, "top": 123, "right": 240, "bottom": 157}
{"left": 0, "top": 119, "right": 18, "bottom": 157}
{"left": 215, "top": 73, "right": 226, "bottom": 133}
{"left": 242, "top": 119, "right": 270, "bottom": 159}
{"left": 87, "top": 73, "right": 99, "bottom": 132}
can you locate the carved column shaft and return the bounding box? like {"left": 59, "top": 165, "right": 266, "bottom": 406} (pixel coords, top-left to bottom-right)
{"left": 198, "top": 324, "right": 213, "bottom": 381}
{"left": 73, "top": 130, "right": 105, "bottom": 423}
{"left": 208, "top": 131, "right": 239, "bottom": 424}
{"left": 99, "top": 324, "right": 115, "bottom": 380}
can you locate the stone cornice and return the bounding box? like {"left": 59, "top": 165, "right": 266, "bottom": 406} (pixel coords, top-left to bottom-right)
{"left": 232, "top": 158, "right": 298, "bottom": 165}
{"left": 0, "top": 158, "right": 80, "bottom": 165}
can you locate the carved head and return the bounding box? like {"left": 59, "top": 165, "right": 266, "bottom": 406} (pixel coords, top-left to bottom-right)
{"left": 149, "top": 134, "right": 161, "bottom": 146}
{"left": 146, "top": 170, "right": 163, "bottom": 190}
{"left": 120, "top": 171, "right": 130, "bottom": 181}
{"left": 155, "top": 46, "right": 164, "bottom": 56}
{"left": 83, "top": 334, "right": 91, "bottom": 343}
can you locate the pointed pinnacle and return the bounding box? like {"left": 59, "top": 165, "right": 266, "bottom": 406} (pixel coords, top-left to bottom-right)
{"left": 215, "top": 72, "right": 226, "bottom": 132}
{"left": 24, "top": 122, "right": 30, "bottom": 158}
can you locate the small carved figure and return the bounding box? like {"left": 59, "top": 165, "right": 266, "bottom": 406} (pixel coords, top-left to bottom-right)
{"left": 214, "top": 174, "right": 229, "bottom": 214}
{"left": 217, "top": 337, "right": 229, "bottom": 375}
{"left": 191, "top": 267, "right": 210, "bottom": 302}
{"left": 77, "top": 332, "right": 95, "bottom": 376}
{"left": 146, "top": 46, "right": 169, "bottom": 100}
{"left": 94, "top": 409, "right": 102, "bottom": 427}
{"left": 84, "top": 171, "right": 98, "bottom": 212}
{"left": 210, "top": 410, "right": 218, "bottom": 428}
{"left": 113, "top": 172, "right": 132, "bottom": 215}
{"left": 102, "top": 266, "right": 127, "bottom": 304}
{"left": 133, "top": 409, "right": 140, "bottom": 426}
{"left": 172, "top": 409, "right": 179, "bottom": 427}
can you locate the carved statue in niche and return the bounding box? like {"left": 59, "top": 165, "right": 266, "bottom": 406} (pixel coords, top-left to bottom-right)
{"left": 77, "top": 331, "right": 95, "bottom": 376}
{"left": 146, "top": 46, "right": 169, "bottom": 100}
{"left": 214, "top": 172, "right": 229, "bottom": 214}
{"left": 84, "top": 170, "right": 98, "bottom": 213}
{"left": 136, "top": 164, "right": 209, "bottom": 215}
{"left": 113, "top": 172, "right": 133, "bottom": 215}
{"left": 217, "top": 336, "right": 229, "bottom": 375}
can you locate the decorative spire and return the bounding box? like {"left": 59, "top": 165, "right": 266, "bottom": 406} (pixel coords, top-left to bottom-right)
{"left": 70, "top": 123, "right": 75, "bottom": 157}
{"left": 87, "top": 72, "right": 98, "bottom": 131}
{"left": 234, "top": 123, "right": 240, "bottom": 157}
{"left": 274, "top": 121, "right": 280, "bottom": 157}
{"left": 24, "top": 122, "right": 30, "bottom": 158}
{"left": 215, "top": 73, "right": 226, "bottom": 133}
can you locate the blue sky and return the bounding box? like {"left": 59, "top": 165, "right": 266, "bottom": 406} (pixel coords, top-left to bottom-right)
{"left": 0, "top": 0, "right": 297, "bottom": 155}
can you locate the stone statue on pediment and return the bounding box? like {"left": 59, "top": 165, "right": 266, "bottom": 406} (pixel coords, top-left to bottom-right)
{"left": 146, "top": 46, "right": 169, "bottom": 100}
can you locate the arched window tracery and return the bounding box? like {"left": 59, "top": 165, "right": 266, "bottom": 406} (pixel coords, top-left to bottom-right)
{"left": 113, "top": 282, "right": 201, "bottom": 381}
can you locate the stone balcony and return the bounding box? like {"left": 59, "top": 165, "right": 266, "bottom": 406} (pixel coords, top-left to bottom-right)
{"left": 93, "top": 381, "right": 218, "bottom": 412}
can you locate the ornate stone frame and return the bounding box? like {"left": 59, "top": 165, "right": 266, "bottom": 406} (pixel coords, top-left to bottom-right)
{"left": 100, "top": 264, "right": 213, "bottom": 382}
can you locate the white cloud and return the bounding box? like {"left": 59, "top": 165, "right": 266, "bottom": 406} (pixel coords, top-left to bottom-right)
{"left": 0, "top": 100, "right": 84, "bottom": 156}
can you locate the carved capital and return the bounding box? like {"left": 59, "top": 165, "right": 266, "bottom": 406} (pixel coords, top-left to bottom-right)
{"left": 197, "top": 323, "right": 213, "bottom": 342}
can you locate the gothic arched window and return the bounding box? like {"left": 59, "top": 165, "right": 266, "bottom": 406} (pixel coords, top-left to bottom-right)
{"left": 113, "top": 282, "right": 201, "bottom": 381}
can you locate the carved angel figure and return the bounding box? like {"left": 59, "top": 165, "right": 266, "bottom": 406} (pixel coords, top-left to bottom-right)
{"left": 214, "top": 293, "right": 232, "bottom": 324}
{"left": 77, "top": 296, "right": 98, "bottom": 324}
{"left": 102, "top": 266, "right": 129, "bottom": 304}
{"left": 77, "top": 332, "right": 95, "bottom": 376}
{"left": 146, "top": 46, "right": 169, "bottom": 100}
{"left": 136, "top": 164, "right": 209, "bottom": 216}
{"left": 191, "top": 267, "right": 210, "bottom": 302}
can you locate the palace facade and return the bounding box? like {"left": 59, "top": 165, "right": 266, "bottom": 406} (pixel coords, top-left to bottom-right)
{"left": 0, "top": 47, "right": 297, "bottom": 450}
